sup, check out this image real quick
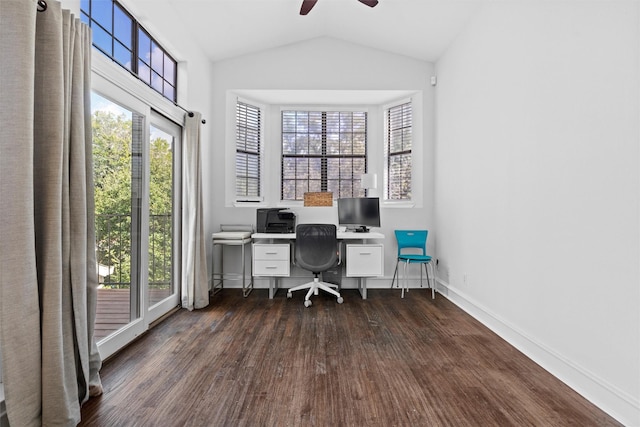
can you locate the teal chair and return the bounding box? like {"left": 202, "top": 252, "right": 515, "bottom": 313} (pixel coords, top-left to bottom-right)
{"left": 391, "top": 230, "right": 435, "bottom": 299}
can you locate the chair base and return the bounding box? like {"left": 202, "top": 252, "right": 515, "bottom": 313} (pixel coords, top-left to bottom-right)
{"left": 287, "top": 277, "right": 343, "bottom": 307}
{"left": 390, "top": 260, "right": 436, "bottom": 299}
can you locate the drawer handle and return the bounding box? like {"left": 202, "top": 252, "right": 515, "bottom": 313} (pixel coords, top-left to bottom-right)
{"left": 265, "top": 266, "right": 278, "bottom": 269}
{"left": 265, "top": 252, "right": 278, "bottom": 255}
{"left": 359, "top": 252, "right": 372, "bottom": 255}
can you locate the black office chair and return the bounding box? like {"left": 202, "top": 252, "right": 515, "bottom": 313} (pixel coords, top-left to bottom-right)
{"left": 287, "top": 224, "right": 344, "bottom": 307}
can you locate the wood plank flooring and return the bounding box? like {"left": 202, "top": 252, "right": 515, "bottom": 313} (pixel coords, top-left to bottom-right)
{"left": 95, "top": 289, "right": 131, "bottom": 341}
{"left": 95, "top": 288, "right": 174, "bottom": 340}
{"left": 79, "top": 289, "right": 621, "bottom": 426}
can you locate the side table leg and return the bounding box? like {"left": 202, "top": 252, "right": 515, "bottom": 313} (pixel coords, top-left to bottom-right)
{"left": 242, "top": 241, "right": 253, "bottom": 297}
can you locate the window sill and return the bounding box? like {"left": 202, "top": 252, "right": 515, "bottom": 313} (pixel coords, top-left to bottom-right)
{"left": 382, "top": 200, "right": 415, "bottom": 208}
{"left": 233, "top": 201, "right": 267, "bottom": 208}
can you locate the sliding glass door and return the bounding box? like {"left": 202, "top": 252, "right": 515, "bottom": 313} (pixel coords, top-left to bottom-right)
{"left": 147, "top": 113, "right": 181, "bottom": 323}
{"left": 92, "top": 92, "right": 143, "bottom": 351}
{"left": 91, "top": 76, "right": 181, "bottom": 359}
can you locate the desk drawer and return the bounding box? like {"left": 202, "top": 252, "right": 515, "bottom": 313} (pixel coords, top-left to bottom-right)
{"left": 253, "top": 243, "right": 290, "bottom": 277}
{"left": 253, "top": 244, "right": 290, "bottom": 260}
{"left": 346, "top": 244, "right": 384, "bottom": 277}
{"left": 253, "top": 260, "right": 290, "bottom": 277}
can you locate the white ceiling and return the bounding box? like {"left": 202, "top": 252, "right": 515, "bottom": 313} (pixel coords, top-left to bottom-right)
{"left": 149, "top": 0, "right": 484, "bottom": 63}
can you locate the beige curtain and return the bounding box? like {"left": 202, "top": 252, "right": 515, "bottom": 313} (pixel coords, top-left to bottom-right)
{"left": 181, "top": 113, "right": 210, "bottom": 310}
{"left": 0, "top": 1, "right": 102, "bottom": 426}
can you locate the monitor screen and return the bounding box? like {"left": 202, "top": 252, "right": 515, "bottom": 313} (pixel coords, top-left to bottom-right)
{"left": 337, "top": 197, "right": 380, "bottom": 232}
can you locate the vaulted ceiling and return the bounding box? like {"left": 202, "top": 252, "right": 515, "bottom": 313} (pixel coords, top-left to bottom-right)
{"left": 131, "top": 0, "right": 484, "bottom": 63}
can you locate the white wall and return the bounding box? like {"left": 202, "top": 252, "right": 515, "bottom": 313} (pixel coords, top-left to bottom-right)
{"left": 208, "top": 37, "right": 436, "bottom": 288}
{"left": 435, "top": 1, "right": 639, "bottom": 424}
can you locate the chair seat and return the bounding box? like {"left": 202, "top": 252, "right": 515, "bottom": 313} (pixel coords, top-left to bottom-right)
{"left": 393, "top": 230, "right": 435, "bottom": 299}
{"left": 211, "top": 231, "right": 252, "bottom": 240}
{"left": 398, "top": 254, "right": 432, "bottom": 262}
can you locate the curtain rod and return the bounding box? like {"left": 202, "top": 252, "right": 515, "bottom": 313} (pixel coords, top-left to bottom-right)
{"left": 105, "top": 57, "right": 207, "bottom": 125}
{"left": 125, "top": 68, "right": 206, "bottom": 124}
{"left": 175, "top": 103, "right": 207, "bottom": 124}
{"left": 37, "top": 0, "right": 47, "bottom": 12}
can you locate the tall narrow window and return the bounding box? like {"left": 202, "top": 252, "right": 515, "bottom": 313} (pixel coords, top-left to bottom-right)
{"left": 385, "top": 101, "right": 412, "bottom": 200}
{"left": 282, "top": 110, "right": 367, "bottom": 201}
{"left": 81, "top": 0, "right": 177, "bottom": 102}
{"left": 236, "top": 101, "right": 261, "bottom": 200}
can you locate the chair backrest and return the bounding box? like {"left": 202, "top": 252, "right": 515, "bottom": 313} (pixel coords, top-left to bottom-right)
{"left": 394, "top": 230, "right": 428, "bottom": 256}
{"left": 295, "top": 224, "right": 338, "bottom": 273}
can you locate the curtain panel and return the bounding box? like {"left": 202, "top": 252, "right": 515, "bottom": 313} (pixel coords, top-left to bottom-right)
{"left": 181, "top": 112, "right": 209, "bottom": 310}
{"left": 0, "top": 1, "right": 102, "bottom": 425}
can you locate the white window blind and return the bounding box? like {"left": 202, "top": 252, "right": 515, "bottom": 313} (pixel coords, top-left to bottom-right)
{"left": 385, "top": 101, "right": 412, "bottom": 200}
{"left": 281, "top": 110, "right": 367, "bottom": 201}
{"left": 236, "top": 101, "right": 261, "bottom": 199}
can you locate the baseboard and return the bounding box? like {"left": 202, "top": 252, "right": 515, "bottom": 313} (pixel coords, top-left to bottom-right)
{"left": 436, "top": 278, "right": 640, "bottom": 426}
{"left": 236, "top": 276, "right": 428, "bottom": 291}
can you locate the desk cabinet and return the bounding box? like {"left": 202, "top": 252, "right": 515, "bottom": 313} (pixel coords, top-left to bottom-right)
{"left": 252, "top": 243, "right": 290, "bottom": 277}
{"left": 346, "top": 244, "right": 384, "bottom": 277}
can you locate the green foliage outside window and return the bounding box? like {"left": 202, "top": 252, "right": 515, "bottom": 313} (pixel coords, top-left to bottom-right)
{"left": 93, "top": 110, "right": 173, "bottom": 290}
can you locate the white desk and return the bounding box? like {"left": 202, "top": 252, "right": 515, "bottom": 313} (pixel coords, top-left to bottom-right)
{"left": 251, "top": 231, "right": 384, "bottom": 241}
{"left": 251, "top": 231, "right": 384, "bottom": 299}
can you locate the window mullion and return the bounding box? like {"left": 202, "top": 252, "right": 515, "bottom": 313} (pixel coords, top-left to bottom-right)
{"left": 321, "top": 112, "right": 327, "bottom": 192}
{"left": 132, "top": 21, "right": 139, "bottom": 75}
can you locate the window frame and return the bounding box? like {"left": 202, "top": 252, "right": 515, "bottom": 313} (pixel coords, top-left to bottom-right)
{"left": 235, "top": 99, "right": 263, "bottom": 202}
{"left": 81, "top": 0, "right": 178, "bottom": 103}
{"left": 384, "top": 99, "right": 414, "bottom": 202}
{"left": 280, "top": 108, "right": 369, "bottom": 202}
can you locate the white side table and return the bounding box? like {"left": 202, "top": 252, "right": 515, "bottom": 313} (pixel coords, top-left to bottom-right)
{"left": 211, "top": 226, "right": 253, "bottom": 297}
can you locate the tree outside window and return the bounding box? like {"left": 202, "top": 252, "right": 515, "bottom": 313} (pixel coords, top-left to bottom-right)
{"left": 282, "top": 110, "right": 367, "bottom": 200}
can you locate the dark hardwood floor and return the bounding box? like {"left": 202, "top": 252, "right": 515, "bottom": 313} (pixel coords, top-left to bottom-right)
{"left": 79, "top": 289, "right": 621, "bottom": 426}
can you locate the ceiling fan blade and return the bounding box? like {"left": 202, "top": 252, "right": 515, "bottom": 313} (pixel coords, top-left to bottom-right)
{"left": 300, "top": 0, "right": 318, "bottom": 15}
{"left": 357, "top": 0, "right": 379, "bottom": 7}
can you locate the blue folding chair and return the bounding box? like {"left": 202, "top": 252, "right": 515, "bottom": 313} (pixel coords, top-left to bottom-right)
{"left": 390, "top": 230, "right": 435, "bottom": 299}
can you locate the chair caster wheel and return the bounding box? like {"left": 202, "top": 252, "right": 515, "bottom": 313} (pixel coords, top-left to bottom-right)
{"left": 337, "top": 297, "right": 344, "bottom": 304}
{"left": 287, "top": 292, "right": 292, "bottom": 299}
{"left": 304, "top": 300, "right": 312, "bottom": 307}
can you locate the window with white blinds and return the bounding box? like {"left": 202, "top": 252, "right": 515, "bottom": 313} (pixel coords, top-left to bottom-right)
{"left": 281, "top": 110, "right": 367, "bottom": 201}
{"left": 385, "top": 101, "right": 412, "bottom": 200}
{"left": 236, "top": 101, "right": 261, "bottom": 199}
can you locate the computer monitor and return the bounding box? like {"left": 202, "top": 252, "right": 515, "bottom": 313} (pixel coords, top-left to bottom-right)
{"left": 337, "top": 197, "right": 380, "bottom": 232}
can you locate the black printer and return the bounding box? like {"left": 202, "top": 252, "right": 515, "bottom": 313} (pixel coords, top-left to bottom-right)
{"left": 256, "top": 208, "right": 296, "bottom": 233}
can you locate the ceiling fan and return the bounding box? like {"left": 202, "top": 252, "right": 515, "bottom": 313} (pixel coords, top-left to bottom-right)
{"left": 300, "top": 0, "right": 379, "bottom": 15}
